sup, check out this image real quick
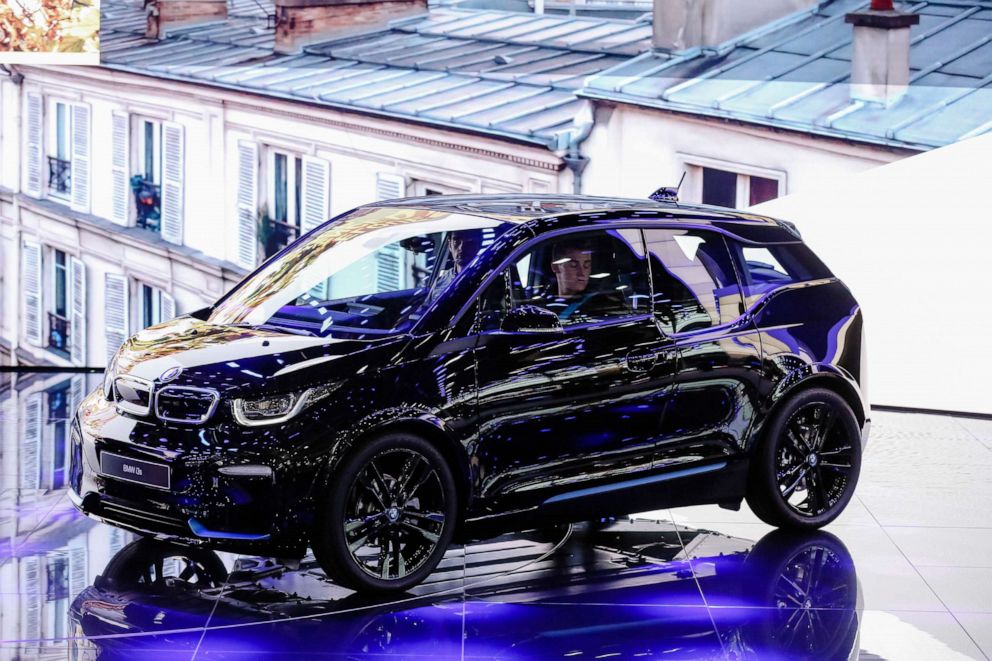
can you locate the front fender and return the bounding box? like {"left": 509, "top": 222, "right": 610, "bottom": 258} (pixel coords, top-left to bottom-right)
{"left": 306, "top": 406, "right": 472, "bottom": 511}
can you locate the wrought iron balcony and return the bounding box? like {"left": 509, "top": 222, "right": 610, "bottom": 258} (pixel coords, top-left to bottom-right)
{"left": 262, "top": 216, "right": 300, "bottom": 260}
{"left": 47, "top": 312, "right": 71, "bottom": 354}
{"left": 47, "top": 157, "right": 71, "bottom": 196}
{"left": 131, "top": 176, "right": 161, "bottom": 232}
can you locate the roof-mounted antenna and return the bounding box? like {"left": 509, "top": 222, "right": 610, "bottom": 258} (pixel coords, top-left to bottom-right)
{"left": 649, "top": 171, "right": 686, "bottom": 203}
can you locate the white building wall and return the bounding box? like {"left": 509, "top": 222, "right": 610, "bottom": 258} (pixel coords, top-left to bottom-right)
{"left": 581, "top": 104, "right": 906, "bottom": 202}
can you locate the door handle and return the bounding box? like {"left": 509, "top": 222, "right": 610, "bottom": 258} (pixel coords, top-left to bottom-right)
{"left": 624, "top": 351, "right": 659, "bottom": 373}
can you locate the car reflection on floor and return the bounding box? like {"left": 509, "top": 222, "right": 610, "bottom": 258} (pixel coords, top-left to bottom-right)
{"left": 68, "top": 519, "right": 860, "bottom": 660}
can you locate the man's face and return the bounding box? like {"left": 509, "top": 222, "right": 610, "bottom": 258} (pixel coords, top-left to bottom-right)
{"left": 551, "top": 248, "right": 593, "bottom": 296}
{"left": 449, "top": 233, "right": 482, "bottom": 272}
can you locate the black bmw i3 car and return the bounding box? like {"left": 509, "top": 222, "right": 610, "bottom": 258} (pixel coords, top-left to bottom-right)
{"left": 70, "top": 194, "right": 869, "bottom": 592}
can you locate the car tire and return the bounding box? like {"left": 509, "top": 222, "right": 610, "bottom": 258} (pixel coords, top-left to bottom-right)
{"left": 313, "top": 432, "right": 458, "bottom": 593}
{"left": 100, "top": 538, "right": 229, "bottom": 590}
{"left": 746, "top": 388, "right": 862, "bottom": 530}
{"left": 742, "top": 530, "right": 859, "bottom": 659}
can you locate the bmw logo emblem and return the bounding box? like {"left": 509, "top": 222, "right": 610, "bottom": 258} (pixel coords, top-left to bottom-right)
{"left": 160, "top": 366, "right": 183, "bottom": 383}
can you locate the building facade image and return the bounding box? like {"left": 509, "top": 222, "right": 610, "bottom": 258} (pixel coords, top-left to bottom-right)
{"left": 3, "top": 0, "right": 646, "bottom": 367}
{"left": 1, "top": 0, "right": 990, "bottom": 372}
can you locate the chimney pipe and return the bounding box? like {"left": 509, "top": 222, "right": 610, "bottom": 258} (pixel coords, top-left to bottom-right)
{"left": 145, "top": 0, "right": 228, "bottom": 39}
{"left": 845, "top": 2, "right": 919, "bottom": 106}
{"left": 274, "top": 0, "right": 427, "bottom": 54}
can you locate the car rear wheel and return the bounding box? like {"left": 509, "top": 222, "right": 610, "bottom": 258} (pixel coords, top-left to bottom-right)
{"left": 313, "top": 432, "right": 457, "bottom": 592}
{"left": 746, "top": 388, "right": 862, "bottom": 530}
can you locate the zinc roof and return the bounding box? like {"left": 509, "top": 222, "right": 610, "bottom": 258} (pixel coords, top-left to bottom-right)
{"left": 98, "top": 0, "right": 654, "bottom": 148}
{"left": 582, "top": 0, "right": 992, "bottom": 150}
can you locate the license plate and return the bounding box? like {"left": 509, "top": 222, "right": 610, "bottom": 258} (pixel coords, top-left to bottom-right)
{"left": 100, "top": 452, "right": 171, "bottom": 490}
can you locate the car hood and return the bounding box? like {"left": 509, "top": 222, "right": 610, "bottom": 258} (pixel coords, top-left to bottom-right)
{"left": 112, "top": 316, "right": 407, "bottom": 396}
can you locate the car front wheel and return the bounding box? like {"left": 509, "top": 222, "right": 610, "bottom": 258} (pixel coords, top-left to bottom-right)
{"left": 313, "top": 432, "right": 457, "bottom": 592}
{"left": 746, "top": 388, "right": 862, "bottom": 530}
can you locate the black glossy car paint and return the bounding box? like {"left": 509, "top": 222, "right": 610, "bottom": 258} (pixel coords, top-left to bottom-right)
{"left": 70, "top": 195, "right": 869, "bottom": 559}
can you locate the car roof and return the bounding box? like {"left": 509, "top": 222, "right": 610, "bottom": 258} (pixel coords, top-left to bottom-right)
{"left": 370, "top": 194, "right": 783, "bottom": 226}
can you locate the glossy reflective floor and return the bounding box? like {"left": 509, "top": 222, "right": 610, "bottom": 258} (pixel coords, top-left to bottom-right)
{"left": 3, "top": 373, "right": 992, "bottom": 660}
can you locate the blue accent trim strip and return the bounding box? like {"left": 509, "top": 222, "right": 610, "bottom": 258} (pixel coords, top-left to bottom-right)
{"left": 188, "top": 518, "right": 271, "bottom": 541}
{"left": 542, "top": 462, "right": 728, "bottom": 505}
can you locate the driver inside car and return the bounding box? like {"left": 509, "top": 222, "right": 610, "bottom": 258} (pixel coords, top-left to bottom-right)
{"left": 544, "top": 238, "right": 626, "bottom": 321}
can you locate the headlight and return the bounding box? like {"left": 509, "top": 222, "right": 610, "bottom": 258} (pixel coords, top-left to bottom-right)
{"left": 231, "top": 383, "right": 340, "bottom": 427}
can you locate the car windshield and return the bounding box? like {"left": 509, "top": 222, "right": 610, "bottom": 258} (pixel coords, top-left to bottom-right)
{"left": 208, "top": 206, "right": 514, "bottom": 337}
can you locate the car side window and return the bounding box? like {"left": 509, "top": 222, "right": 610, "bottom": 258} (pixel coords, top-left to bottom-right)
{"left": 475, "top": 229, "right": 651, "bottom": 329}
{"left": 730, "top": 241, "right": 833, "bottom": 306}
{"left": 643, "top": 228, "right": 744, "bottom": 334}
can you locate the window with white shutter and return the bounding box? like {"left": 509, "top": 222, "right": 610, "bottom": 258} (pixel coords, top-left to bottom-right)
{"left": 108, "top": 528, "right": 128, "bottom": 555}
{"left": 237, "top": 140, "right": 258, "bottom": 269}
{"left": 161, "top": 121, "right": 185, "bottom": 245}
{"left": 25, "top": 93, "right": 43, "bottom": 197}
{"left": 301, "top": 156, "right": 330, "bottom": 234}
{"left": 22, "top": 241, "right": 43, "bottom": 346}
{"left": 46, "top": 380, "right": 71, "bottom": 490}
{"left": 376, "top": 172, "right": 405, "bottom": 202}
{"left": 262, "top": 148, "right": 305, "bottom": 261}
{"left": 47, "top": 100, "right": 72, "bottom": 200}
{"left": 161, "top": 292, "right": 176, "bottom": 321}
{"left": 138, "top": 283, "right": 174, "bottom": 328}
{"left": 375, "top": 173, "right": 406, "bottom": 291}
{"left": 69, "top": 375, "right": 84, "bottom": 416}
{"left": 70, "top": 103, "right": 91, "bottom": 213}
{"left": 23, "top": 557, "right": 41, "bottom": 640}
{"left": 111, "top": 112, "right": 130, "bottom": 224}
{"left": 21, "top": 394, "right": 42, "bottom": 490}
{"left": 69, "top": 257, "right": 86, "bottom": 366}
{"left": 69, "top": 543, "right": 88, "bottom": 601}
{"left": 104, "top": 273, "right": 129, "bottom": 364}
{"left": 48, "top": 249, "right": 70, "bottom": 357}
{"left": 135, "top": 118, "right": 162, "bottom": 232}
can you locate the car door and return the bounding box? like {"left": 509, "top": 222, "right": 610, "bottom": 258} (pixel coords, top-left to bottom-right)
{"left": 643, "top": 227, "right": 764, "bottom": 465}
{"left": 469, "top": 228, "right": 678, "bottom": 512}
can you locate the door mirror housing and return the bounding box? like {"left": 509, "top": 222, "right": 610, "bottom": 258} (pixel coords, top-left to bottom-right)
{"left": 500, "top": 305, "right": 563, "bottom": 334}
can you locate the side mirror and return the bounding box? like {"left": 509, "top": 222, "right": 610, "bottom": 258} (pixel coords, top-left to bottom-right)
{"left": 500, "top": 305, "right": 563, "bottom": 334}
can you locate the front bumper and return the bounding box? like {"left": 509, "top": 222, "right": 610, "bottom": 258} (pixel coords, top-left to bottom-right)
{"left": 69, "top": 391, "right": 312, "bottom": 557}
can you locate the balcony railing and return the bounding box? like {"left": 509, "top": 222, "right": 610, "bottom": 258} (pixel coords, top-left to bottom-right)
{"left": 47, "top": 312, "right": 71, "bottom": 355}
{"left": 131, "top": 176, "right": 161, "bottom": 232}
{"left": 47, "top": 157, "right": 71, "bottom": 196}
{"left": 262, "top": 216, "right": 300, "bottom": 259}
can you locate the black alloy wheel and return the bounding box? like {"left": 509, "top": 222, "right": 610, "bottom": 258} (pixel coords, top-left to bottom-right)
{"left": 100, "top": 539, "right": 229, "bottom": 591}
{"left": 744, "top": 531, "right": 859, "bottom": 659}
{"left": 314, "top": 432, "right": 458, "bottom": 592}
{"left": 747, "top": 388, "right": 862, "bottom": 529}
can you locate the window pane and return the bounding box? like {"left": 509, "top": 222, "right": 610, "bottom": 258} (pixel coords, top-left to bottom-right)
{"left": 143, "top": 121, "right": 157, "bottom": 182}
{"left": 142, "top": 284, "right": 154, "bottom": 328}
{"left": 749, "top": 175, "right": 779, "bottom": 206}
{"left": 489, "top": 229, "right": 650, "bottom": 327}
{"left": 644, "top": 229, "right": 742, "bottom": 333}
{"left": 54, "top": 250, "right": 67, "bottom": 317}
{"left": 735, "top": 242, "right": 833, "bottom": 304}
{"left": 274, "top": 153, "right": 288, "bottom": 223}
{"left": 294, "top": 157, "right": 302, "bottom": 228}
{"left": 56, "top": 104, "right": 69, "bottom": 161}
{"left": 702, "top": 168, "right": 737, "bottom": 208}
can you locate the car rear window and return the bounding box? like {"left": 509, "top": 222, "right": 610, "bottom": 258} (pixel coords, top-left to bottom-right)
{"left": 734, "top": 241, "right": 832, "bottom": 304}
